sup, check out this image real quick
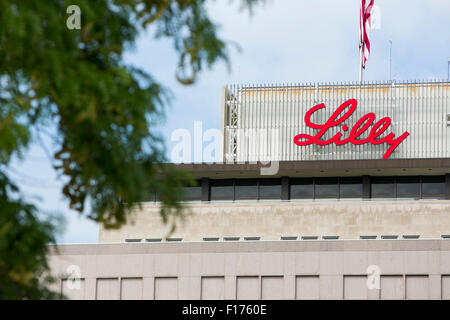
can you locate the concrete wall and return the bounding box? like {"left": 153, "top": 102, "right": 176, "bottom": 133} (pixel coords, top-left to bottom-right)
{"left": 49, "top": 240, "right": 450, "bottom": 300}
{"left": 99, "top": 200, "right": 450, "bottom": 242}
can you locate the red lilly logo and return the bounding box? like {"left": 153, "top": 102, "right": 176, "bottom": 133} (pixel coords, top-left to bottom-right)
{"left": 293, "top": 99, "right": 409, "bottom": 159}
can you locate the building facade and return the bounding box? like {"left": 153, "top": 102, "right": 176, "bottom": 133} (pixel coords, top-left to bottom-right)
{"left": 50, "top": 81, "right": 450, "bottom": 299}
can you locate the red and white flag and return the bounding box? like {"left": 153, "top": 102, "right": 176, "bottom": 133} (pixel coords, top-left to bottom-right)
{"left": 360, "top": 0, "right": 375, "bottom": 69}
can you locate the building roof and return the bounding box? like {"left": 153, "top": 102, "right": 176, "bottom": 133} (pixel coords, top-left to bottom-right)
{"left": 174, "top": 158, "right": 450, "bottom": 179}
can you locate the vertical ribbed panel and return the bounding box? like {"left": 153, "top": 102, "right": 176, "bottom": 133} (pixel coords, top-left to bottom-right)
{"left": 223, "top": 81, "right": 450, "bottom": 162}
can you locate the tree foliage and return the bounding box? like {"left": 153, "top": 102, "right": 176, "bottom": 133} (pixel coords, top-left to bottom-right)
{"left": 0, "top": 0, "right": 263, "bottom": 298}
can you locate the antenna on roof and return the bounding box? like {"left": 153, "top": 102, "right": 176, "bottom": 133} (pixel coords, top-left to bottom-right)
{"left": 389, "top": 39, "right": 393, "bottom": 82}
{"left": 447, "top": 58, "right": 450, "bottom": 81}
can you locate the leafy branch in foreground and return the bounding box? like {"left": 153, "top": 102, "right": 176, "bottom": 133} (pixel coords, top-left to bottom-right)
{"left": 0, "top": 0, "right": 264, "bottom": 298}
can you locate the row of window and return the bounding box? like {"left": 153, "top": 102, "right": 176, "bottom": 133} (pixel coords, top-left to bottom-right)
{"left": 126, "top": 234, "right": 450, "bottom": 243}
{"left": 174, "top": 176, "right": 446, "bottom": 201}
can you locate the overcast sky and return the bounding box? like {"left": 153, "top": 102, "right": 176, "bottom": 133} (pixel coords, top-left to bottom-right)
{"left": 10, "top": 0, "right": 450, "bottom": 243}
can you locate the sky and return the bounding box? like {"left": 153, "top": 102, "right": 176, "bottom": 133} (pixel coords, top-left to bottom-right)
{"left": 9, "top": 0, "right": 450, "bottom": 243}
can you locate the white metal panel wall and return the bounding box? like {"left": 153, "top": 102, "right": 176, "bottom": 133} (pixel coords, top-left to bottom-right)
{"left": 223, "top": 82, "right": 450, "bottom": 162}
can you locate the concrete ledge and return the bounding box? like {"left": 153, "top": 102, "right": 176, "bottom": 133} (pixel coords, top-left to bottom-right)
{"left": 48, "top": 239, "right": 448, "bottom": 256}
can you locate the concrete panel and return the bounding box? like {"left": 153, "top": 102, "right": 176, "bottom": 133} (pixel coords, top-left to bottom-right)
{"left": 261, "top": 276, "right": 284, "bottom": 300}
{"left": 202, "top": 254, "right": 225, "bottom": 275}
{"left": 236, "top": 276, "right": 259, "bottom": 300}
{"left": 260, "top": 253, "right": 284, "bottom": 275}
{"left": 236, "top": 253, "right": 261, "bottom": 275}
{"left": 442, "top": 275, "right": 450, "bottom": 300}
{"left": 319, "top": 275, "right": 343, "bottom": 300}
{"left": 96, "top": 278, "right": 119, "bottom": 300}
{"left": 96, "top": 255, "right": 121, "bottom": 278}
{"left": 120, "top": 255, "right": 144, "bottom": 277}
{"left": 344, "top": 276, "right": 367, "bottom": 300}
{"left": 224, "top": 276, "right": 236, "bottom": 300}
{"left": 201, "top": 277, "right": 225, "bottom": 300}
{"left": 142, "top": 277, "right": 154, "bottom": 300}
{"left": 154, "top": 277, "right": 178, "bottom": 300}
{"left": 406, "top": 275, "right": 429, "bottom": 300}
{"left": 295, "top": 252, "right": 320, "bottom": 275}
{"left": 179, "top": 276, "right": 201, "bottom": 300}
{"left": 342, "top": 252, "right": 368, "bottom": 275}
{"left": 296, "top": 276, "right": 320, "bottom": 300}
{"left": 121, "top": 278, "right": 143, "bottom": 300}
{"left": 154, "top": 254, "right": 178, "bottom": 276}
{"left": 380, "top": 275, "right": 403, "bottom": 300}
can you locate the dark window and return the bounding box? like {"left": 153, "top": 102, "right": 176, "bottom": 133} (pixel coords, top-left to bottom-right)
{"left": 259, "top": 179, "right": 281, "bottom": 199}
{"left": 290, "top": 178, "right": 314, "bottom": 199}
{"left": 315, "top": 178, "right": 339, "bottom": 198}
{"left": 211, "top": 180, "right": 234, "bottom": 201}
{"left": 397, "top": 176, "right": 420, "bottom": 197}
{"left": 235, "top": 179, "right": 258, "bottom": 200}
{"left": 371, "top": 177, "right": 395, "bottom": 197}
{"left": 421, "top": 176, "right": 445, "bottom": 196}
{"left": 184, "top": 186, "right": 202, "bottom": 201}
{"left": 339, "top": 177, "right": 363, "bottom": 198}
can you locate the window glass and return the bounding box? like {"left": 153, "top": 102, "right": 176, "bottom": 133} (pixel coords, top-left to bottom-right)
{"left": 315, "top": 178, "right": 339, "bottom": 198}
{"left": 235, "top": 179, "right": 258, "bottom": 200}
{"left": 211, "top": 180, "right": 234, "bottom": 201}
{"left": 290, "top": 178, "right": 314, "bottom": 199}
{"left": 397, "top": 176, "right": 420, "bottom": 196}
{"left": 259, "top": 179, "right": 281, "bottom": 199}
{"left": 339, "top": 178, "right": 363, "bottom": 197}
{"left": 184, "top": 186, "right": 202, "bottom": 201}
{"left": 421, "top": 176, "right": 445, "bottom": 195}
{"left": 371, "top": 177, "right": 395, "bottom": 197}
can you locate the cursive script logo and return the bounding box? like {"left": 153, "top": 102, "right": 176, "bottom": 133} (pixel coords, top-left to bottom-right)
{"left": 293, "top": 99, "right": 409, "bottom": 159}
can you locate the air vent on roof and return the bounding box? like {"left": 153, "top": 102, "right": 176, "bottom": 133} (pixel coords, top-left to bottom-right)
{"left": 402, "top": 235, "right": 420, "bottom": 239}
{"left": 125, "top": 239, "right": 142, "bottom": 243}
{"left": 381, "top": 235, "right": 398, "bottom": 240}
{"left": 301, "top": 236, "right": 318, "bottom": 240}
{"left": 360, "top": 235, "right": 377, "bottom": 240}
{"left": 224, "top": 237, "right": 240, "bottom": 241}
{"left": 323, "top": 236, "right": 339, "bottom": 240}
{"left": 203, "top": 237, "right": 219, "bottom": 242}
{"left": 244, "top": 237, "right": 260, "bottom": 241}
{"left": 281, "top": 236, "right": 298, "bottom": 241}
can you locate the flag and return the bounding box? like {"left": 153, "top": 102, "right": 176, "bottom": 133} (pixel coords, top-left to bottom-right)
{"left": 360, "top": 0, "right": 374, "bottom": 69}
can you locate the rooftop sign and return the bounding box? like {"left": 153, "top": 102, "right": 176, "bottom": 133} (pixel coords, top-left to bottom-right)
{"left": 293, "top": 99, "right": 410, "bottom": 159}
